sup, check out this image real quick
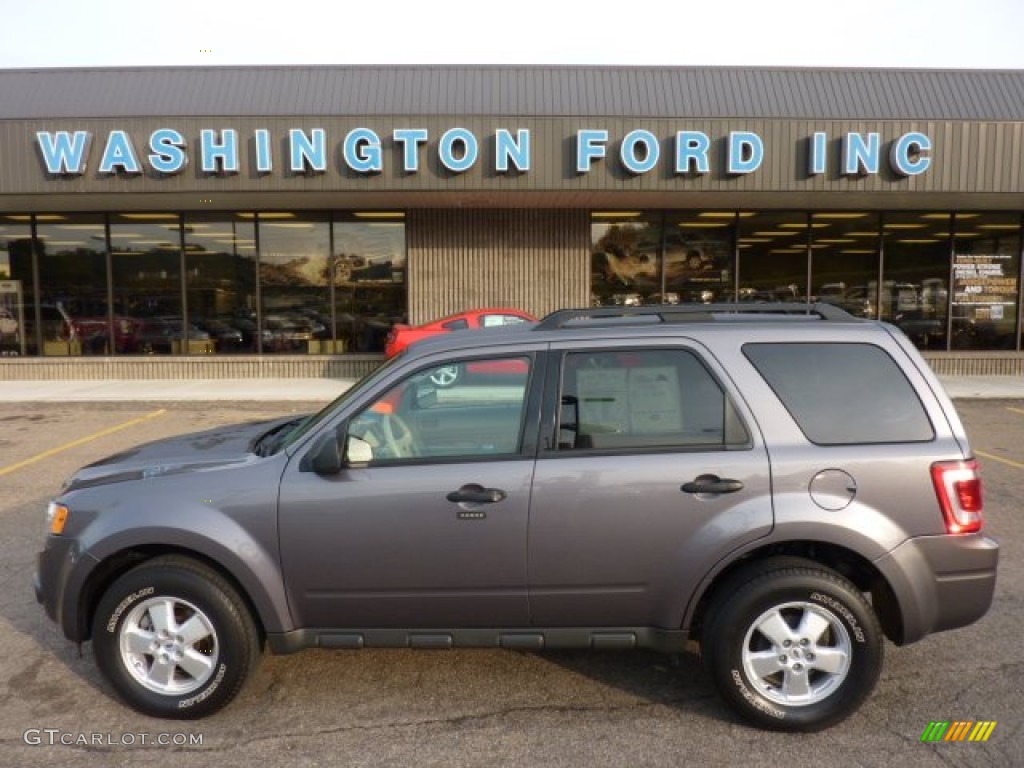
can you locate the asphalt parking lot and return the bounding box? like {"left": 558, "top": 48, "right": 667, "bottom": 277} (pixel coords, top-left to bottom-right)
{"left": 0, "top": 399, "right": 1020, "bottom": 767}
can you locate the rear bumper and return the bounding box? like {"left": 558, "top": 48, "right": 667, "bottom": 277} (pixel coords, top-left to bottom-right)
{"left": 875, "top": 533, "right": 998, "bottom": 645}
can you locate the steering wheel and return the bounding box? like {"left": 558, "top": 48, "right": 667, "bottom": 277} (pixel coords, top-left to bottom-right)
{"left": 378, "top": 412, "right": 417, "bottom": 459}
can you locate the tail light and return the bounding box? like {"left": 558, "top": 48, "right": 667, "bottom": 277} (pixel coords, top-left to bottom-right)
{"left": 930, "top": 459, "right": 984, "bottom": 534}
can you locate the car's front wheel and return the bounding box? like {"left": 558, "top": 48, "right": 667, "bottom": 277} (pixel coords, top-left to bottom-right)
{"left": 92, "top": 555, "right": 261, "bottom": 719}
{"left": 702, "top": 558, "right": 883, "bottom": 731}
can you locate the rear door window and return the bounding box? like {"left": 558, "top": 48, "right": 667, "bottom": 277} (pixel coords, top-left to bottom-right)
{"left": 743, "top": 342, "right": 934, "bottom": 445}
{"left": 555, "top": 348, "right": 749, "bottom": 451}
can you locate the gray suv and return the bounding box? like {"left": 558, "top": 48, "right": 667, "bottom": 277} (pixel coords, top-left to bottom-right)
{"left": 34, "top": 304, "right": 999, "bottom": 730}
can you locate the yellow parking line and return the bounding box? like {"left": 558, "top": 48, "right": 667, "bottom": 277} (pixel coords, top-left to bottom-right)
{"left": 1007, "top": 407, "right": 1024, "bottom": 416}
{"left": 0, "top": 409, "right": 167, "bottom": 477}
{"left": 975, "top": 449, "right": 1024, "bottom": 471}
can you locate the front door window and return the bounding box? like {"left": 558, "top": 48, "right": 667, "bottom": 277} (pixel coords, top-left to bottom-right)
{"left": 348, "top": 357, "right": 532, "bottom": 461}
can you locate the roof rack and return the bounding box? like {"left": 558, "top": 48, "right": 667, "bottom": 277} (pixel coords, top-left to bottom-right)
{"left": 535, "top": 302, "right": 855, "bottom": 330}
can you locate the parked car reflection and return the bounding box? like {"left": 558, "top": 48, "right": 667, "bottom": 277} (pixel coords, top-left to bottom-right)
{"left": 893, "top": 310, "right": 947, "bottom": 349}
{"left": 192, "top": 318, "right": 245, "bottom": 352}
{"left": 133, "top": 318, "right": 211, "bottom": 354}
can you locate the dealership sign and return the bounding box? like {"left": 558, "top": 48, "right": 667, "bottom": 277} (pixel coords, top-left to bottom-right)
{"left": 35, "top": 127, "right": 932, "bottom": 179}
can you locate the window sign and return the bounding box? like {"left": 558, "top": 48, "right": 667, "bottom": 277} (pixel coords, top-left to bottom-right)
{"left": 952, "top": 247, "right": 1017, "bottom": 318}
{"left": 951, "top": 217, "right": 1020, "bottom": 349}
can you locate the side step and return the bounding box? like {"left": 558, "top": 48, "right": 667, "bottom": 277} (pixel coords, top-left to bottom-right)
{"left": 268, "top": 627, "right": 688, "bottom": 654}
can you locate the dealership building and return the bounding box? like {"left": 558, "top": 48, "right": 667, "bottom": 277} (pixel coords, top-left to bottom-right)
{"left": 1, "top": 65, "right": 1023, "bottom": 379}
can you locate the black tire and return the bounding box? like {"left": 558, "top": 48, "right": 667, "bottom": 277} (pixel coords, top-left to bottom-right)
{"left": 702, "top": 558, "right": 883, "bottom": 731}
{"left": 92, "top": 556, "right": 261, "bottom": 719}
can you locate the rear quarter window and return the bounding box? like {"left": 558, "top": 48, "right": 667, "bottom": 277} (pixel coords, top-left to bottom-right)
{"left": 743, "top": 342, "right": 934, "bottom": 445}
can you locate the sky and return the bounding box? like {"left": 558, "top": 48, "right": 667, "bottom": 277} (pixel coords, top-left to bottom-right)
{"left": 1, "top": 0, "right": 1023, "bottom": 70}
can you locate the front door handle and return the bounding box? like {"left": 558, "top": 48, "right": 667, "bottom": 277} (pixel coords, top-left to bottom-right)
{"left": 446, "top": 484, "right": 507, "bottom": 504}
{"left": 681, "top": 474, "right": 744, "bottom": 494}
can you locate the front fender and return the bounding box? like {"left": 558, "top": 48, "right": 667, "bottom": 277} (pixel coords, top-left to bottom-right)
{"left": 57, "top": 458, "right": 292, "bottom": 642}
{"left": 80, "top": 515, "right": 292, "bottom": 636}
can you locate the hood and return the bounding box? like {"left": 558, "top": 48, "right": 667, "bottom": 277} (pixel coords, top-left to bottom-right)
{"left": 62, "top": 414, "right": 306, "bottom": 492}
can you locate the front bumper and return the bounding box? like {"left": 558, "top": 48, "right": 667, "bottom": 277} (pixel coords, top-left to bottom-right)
{"left": 34, "top": 535, "right": 96, "bottom": 641}
{"left": 874, "top": 533, "right": 999, "bottom": 645}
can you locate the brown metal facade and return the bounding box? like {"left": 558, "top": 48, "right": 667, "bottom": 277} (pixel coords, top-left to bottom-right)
{"left": 3, "top": 65, "right": 1024, "bottom": 210}
{"left": 4, "top": 66, "right": 1024, "bottom": 121}
{"left": 408, "top": 210, "right": 589, "bottom": 324}
{"left": 1, "top": 117, "right": 1023, "bottom": 213}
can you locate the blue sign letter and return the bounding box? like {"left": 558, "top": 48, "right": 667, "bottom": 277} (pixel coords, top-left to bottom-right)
{"left": 576, "top": 129, "right": 608, "bottom": 174}
{"left": 36, "top": 131, "right": 92, "bottom": 175}
{"left": 148, "top": 129, "right": 187, "bottom": 174}
{"left": 727, "top": 131, "right": 764, "bottom": 175}
{"left": 439, "top": 128, "right": 478, "bottom": 173}
{"left": 674, "top": 131, "right": 710, "bottom": 174}
{"left": 890, "top": 132, "right": 932, "bottom": 176}
{"left": 620, "top": 130, "right": 659, "bottom": 174}
{"left": 808, "top": 132, "right": 827, "bottom": 175}
{"left": 254, "top": 129, "right": 273, "bottom": 173}
{"left": 843, "top": 132, "right": 881, "bottom": 175}
{"left": 495, "top": 129, "right": 531, "bottom": 173}
{"left": 98, "top": 130, "right": 141, "bottom": 175}
{"left": 289, "top": 129, "right": 327, "bottom": 173}
{"left": 393, "top": 128, "right": 428, "bottom": 173}
{"left": 200, "top": 129, "right": 240, "bottom": 174}
{"left": 344, "top": 128, "right": 383, "bottom": 173}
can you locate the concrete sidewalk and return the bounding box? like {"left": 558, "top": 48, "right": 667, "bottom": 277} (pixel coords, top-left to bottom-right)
{"left": 0, "top": 375, "right": 1022, "bottom": 402}
{"left": 939, "top": 375, "right": 1024, "bottom": 399}
{"left": 0, "top": 378, "right": 358, "bottom": 403}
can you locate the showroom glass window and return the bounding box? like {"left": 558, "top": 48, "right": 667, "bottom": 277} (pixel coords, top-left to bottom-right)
{"left": 110, "top": 213, "right": 184, "bottom": 355}
{"left": 332, "top": 213, "right": 407, "bottom": 353}
{"left": 257, "top": 213, "right": 330, "bottom": 355}
{"left": 882, "top": 213, "right": 950, "bottom": 350}
{"left": 0, "top": 217, "right": 34, "bottom": 356}
{"left": 184, "top": 214, "right": 259, "bottom": 354}
{"left": 664, "top": 213, "right": 735, "bottom": 304}
{"left": 952, "top": 213, "right": 1021, "bottom": 350}
{"left": 736, "top": 212, "right": 809, "bottom": 301}
{"left": 810, "top": 212, "right": 880, "bottom": 317}
{"left": 37, "top": 214, "right": 111, "bottom": 356}
{"left": 590, "top": 212, "right": 663, "bottom": 307}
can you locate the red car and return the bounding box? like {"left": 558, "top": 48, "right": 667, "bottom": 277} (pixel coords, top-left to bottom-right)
{"left": 385, "top": 308, "right": 537, "bottom": 387}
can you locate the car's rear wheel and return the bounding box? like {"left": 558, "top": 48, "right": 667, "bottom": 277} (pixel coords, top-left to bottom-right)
{"left": 702, "top": 558, "right": 883, "bottom": 731}
{"left": 429, "top": 364, "right": 463, "bottom": 388}
{"left": 92, "top": 556, "right": 261, "bottom": 719}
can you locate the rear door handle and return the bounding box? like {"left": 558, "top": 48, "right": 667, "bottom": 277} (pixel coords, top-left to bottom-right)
{"left": 681, "top": 474, "right": 744, "bottom": 494}
{"left": 446, "top": 484, "right": 507, "bottom": 504}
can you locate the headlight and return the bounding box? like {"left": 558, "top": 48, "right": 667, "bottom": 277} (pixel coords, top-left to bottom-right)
{"left": 45, "top": 501, "right": 70, "bottom": 535}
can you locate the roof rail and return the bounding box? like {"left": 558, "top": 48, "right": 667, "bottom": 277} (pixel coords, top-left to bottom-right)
{"left": 535, "top": 302, "right": 854, "bottom": 330}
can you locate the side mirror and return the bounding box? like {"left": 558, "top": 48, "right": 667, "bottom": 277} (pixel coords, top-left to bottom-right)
{"left": 345, "top": 435, "right": 373, "bottom": 465}
{"left": 301, "top": 431, "right": 342, "bottom": 475}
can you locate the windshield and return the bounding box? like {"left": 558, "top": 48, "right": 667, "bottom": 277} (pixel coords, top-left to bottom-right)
{"left": 272, "top": 353, "right": 405, "bottom": 454}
